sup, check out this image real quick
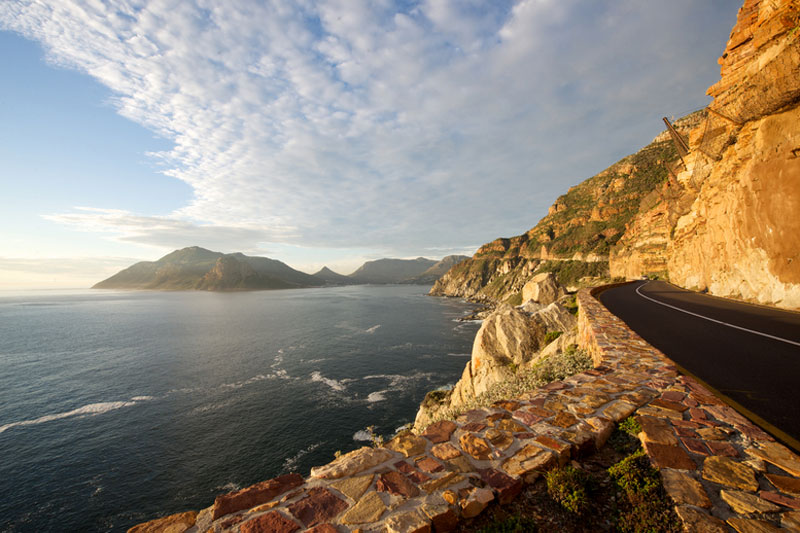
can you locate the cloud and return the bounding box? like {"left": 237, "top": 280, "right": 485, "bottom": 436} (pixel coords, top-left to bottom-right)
{"left": 0, "top": 1, "right": 737, "bottom": 255}
{"left": 42, "top": 207, "right": 285, "bottom": 254}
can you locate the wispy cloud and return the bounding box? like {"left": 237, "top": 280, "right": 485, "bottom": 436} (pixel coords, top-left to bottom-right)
{"left": 0, "top": 1, "right": 736, "bottom": 256}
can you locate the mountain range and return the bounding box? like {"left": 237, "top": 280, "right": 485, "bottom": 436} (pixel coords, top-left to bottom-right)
{"left": 93, "top": 247, "right": 468, "bottom": 291}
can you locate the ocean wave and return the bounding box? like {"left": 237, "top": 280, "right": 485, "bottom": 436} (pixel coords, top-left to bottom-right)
{"left": 219, "top": 374, "right": 269, "bottom": 390}
{"left": 190, "top": 398, "right": 237, "bottom": 415}
{"left": 367, "top": 390, "right": 388, "bottom": 402}
{"left": 282, "top": 441, "right": 322, "bottom": 472}
{"left": 363, "top": 371, "right": 436, "bottom": 387}
{"left": 447, "top": 353, "right": 471, "bottom": 357}
{"left": 215, "top": 482, "right": 241, "bottom": 493}
{"left": 310, "top": 371, "right": 346, "bottom": 392}
{"left": 364, "top": 324, "right": 381, "bottom": 334}
{"left": 352, "top": 429, "right": 374, "bottom": 441}
{"left": 0, "top": 399, "right": 145, "bottom": 434}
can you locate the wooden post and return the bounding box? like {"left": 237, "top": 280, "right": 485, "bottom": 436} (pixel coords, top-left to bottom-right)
{"left": 663, "top": 117, "right": 690, "bottom": 156}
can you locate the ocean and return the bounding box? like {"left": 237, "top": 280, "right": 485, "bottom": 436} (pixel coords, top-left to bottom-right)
{"left": 0, "top": 285, "right": 478, "bottom": 532}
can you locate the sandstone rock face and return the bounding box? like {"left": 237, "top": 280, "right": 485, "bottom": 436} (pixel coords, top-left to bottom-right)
{"left": 668, "top": 104, "right": 800, "bottom": 308}
{"left": 413, "top": 301, "right": 576, "bottom": 432}
{"left": 611, "top": 0, "right": 800, "bottom": 309}
{"left": 521, "top": 272, "right": 565, "bottom": 305}
{"left": 449, "top": 306, "right": 542, "bottom": 406}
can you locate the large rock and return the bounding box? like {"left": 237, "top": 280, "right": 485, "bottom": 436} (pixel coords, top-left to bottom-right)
{"left": 310, "top": 447, "right": 395, "bottom": 480}
{"left": 449, "top": 306, "right": 543, "bottom": 406}
{"left": 212, "top": 474, "right": 304, "bottom": 520}
{"left": 611, "top": 0, "right": 800, "bottom": 310}
{"left": 521, "top": 272, "right": 566, "bottom": 305}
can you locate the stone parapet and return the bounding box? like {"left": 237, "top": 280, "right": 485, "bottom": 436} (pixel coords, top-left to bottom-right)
{"left": 131, "top": 285, "right": 800, "bottom": 532}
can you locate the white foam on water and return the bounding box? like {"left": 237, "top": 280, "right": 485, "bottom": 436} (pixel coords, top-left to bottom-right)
{"left": 352, "top": 430, "right": 373, "bottom": 441}
{"left": 364, "top": 324, "right": 381, "bottom": 334}
{"left": 215, "top": 482, "right": 241, "bottom": 493}
{"left": 282, "top": 441, "right": 322, "bottom": 472}
{"left": 367, "top": 390, "right": 388, "bottom": 402}
{"left": 0, "top": 400, "right": 141, "bottom": 434}
{"left": 310, "top": 371, "right": 346, "bottom": 392}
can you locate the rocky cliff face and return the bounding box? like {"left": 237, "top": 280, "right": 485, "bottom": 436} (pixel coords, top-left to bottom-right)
{"left": 431, "top": 113, "right": 702, "bottom": 303}
{"left": 415, "top": 276, "right": 578, "bottom": 431}
{"left": 611, "top": 0, "right": 800, "bottom": 309}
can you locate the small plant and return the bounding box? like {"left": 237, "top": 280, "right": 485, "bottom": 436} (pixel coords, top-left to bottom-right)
{"left": 608, "top": 449, "right": 659, "bottom": 496}
{"left": 608, "top": 449, "right": 681, "bottom": 532}
{"left": 618, "top": 416, "right": 641, "bottom": 436}
{"left": 475, "top": 515, "right": 538, "bottom": 532}
{"left": 543, "top": 330, "right": 563, "bottom": 345}
{"left": 546, "top": 465, "right": 592, "bottom": 514}
{"left": 364, "top": 425, "right": 384, "bottom": 448}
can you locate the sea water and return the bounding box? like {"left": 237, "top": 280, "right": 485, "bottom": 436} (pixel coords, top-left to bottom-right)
{"left": 0, "top": 285, "right": 478, "bottom": 531}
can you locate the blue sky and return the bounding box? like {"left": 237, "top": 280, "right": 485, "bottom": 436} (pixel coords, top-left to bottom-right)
{"left": 0, "top": 1, "right": 739, "bottom": 288}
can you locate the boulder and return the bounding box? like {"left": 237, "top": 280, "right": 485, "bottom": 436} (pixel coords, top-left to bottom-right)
{"left": 450, "top": 305, "right": 543, "bottom": 405}
{"left": 521, "top": 272, "right": 566, "bottom": 306}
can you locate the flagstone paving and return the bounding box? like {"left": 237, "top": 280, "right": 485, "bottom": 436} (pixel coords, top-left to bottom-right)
{"left": 131, "top": 286, "right": 800, "bottom": 532}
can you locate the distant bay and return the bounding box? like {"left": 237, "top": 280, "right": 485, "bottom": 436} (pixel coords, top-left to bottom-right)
{"left": 0, "top": 285, "right": 478, "bottom": 532}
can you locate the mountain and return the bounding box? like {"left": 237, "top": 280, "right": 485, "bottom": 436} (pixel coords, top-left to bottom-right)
{"left": 405, "top": 255, "right": 470, "bottom": 284}
{"left": 311, "top": 266, "right": 353, "bottom": 285}
{"left": 610, "top": 0, "right": 800, "bottom": 309}
{"left": 430, "top": 110, "right": 704, "bottom": 303}
{"left": 433, "top": 0, "right": 800, "bottom": 309}
{"left": 93, "top": 247, "right": 324, "bottom": 291}
{"left": 347, "top": 257, "right": 437, "bottom": 284}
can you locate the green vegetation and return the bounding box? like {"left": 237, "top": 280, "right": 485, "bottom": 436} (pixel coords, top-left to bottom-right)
{"left": 563, "top": 294, "right": 579, "bottom": 315}
{"left": 535, "top": 260, "right": 609, "bottom": 287}
{"left": 475, "top": 515, "right": 538, "bottom": 533}
{"left": 423, "top": 345, "right": 592, "bottom": 428}
{"left": 363, "top": 425, "right": 384, "bottom": 448}
{"left": 505, "top": 292, "right": 523, "bottom": 306}
{"left": 618, "top": 416, "right": 642, "bottom": 436}
{"left": 607, "top": 433, "right": 681, "bottom": 533}
{"left": 545, "top": 465, "right": 592, "bottom": 514}
{"left": 542, "top": 330, "right": 562, "bottom": 345}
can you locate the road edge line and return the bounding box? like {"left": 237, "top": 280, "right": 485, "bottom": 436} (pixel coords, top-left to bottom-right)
{"left": 636, "top": 281, "right": 800, "bottom": 348}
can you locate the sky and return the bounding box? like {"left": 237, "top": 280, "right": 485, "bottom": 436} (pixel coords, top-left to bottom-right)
{"left": 0, "top": 0, "right": 740, "bottom": 288}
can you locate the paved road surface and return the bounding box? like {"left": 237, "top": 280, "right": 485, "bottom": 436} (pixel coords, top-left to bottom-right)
{"left": 599, "top": 280, "right": 800, "bottom": 448}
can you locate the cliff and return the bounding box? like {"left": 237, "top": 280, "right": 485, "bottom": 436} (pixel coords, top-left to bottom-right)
{"left": 611, "top": 0, "right": 800, "bottom": 309}
{"left": 430, "top": 112, "right": 703, "bottom": 303}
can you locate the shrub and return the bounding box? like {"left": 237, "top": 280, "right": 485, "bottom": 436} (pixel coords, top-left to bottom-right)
{"left": 608, "top": 449, "right": 681, "bottom": 532}
{"left": 618, "top": 416, "right": 641, "bottom": 436}
{"left": 421, "top": 345, "right": 592, "bottom": 429}
{"left": 545, "top": 465, "right": 592, "bottom": 514}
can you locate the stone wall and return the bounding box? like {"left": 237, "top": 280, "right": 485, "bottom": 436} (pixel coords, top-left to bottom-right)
{"left": 131, "top": 286, "right": 800, "bottom": 532}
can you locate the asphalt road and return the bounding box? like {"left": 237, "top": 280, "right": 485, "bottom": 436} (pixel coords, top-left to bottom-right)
{"left": 598, "top": 280, "right": 800, "bottom": 448}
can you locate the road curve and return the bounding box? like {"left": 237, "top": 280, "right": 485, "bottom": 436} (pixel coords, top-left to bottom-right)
{"left": 598, "top": 280, "right": 800, "bottom": 448}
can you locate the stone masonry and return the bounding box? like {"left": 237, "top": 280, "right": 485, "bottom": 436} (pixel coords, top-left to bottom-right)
{"left": 130, "top": 285, "right": 800, "bottom": 532}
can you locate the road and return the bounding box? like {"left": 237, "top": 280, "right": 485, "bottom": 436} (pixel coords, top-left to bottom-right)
{"left": 598, "top": 280, "right": 800, "bottom": 448}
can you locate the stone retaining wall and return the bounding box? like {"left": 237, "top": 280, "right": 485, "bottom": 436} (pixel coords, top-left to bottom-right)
{"left": 132, "top": 285, "right": 800, "bottom": 533}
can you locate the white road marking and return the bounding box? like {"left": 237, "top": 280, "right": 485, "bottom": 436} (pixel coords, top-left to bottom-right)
{"left": 635, "top": 282, "right": 800, "bottom": 348}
